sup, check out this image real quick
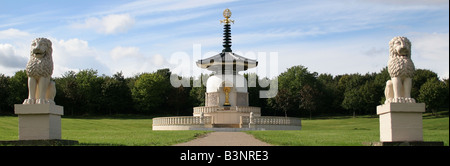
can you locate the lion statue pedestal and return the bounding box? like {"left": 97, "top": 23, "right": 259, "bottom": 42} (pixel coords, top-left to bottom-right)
{"left": 11, "top": 38, "right": 76, "bottom": 145}
{"left": 373, "top": 36, "right": 441, "bottom": 146}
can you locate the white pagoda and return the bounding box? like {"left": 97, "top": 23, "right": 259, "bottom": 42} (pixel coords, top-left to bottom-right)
{"left": 152, "top": 9, "right": 301, "bottom": 130}
{"left": 193, "top": 8, "right": 260, "bottom": 127}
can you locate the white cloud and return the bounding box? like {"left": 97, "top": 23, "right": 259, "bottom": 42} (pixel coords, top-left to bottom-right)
{"left": 73, "top": 14, "right": 135, "bottom": 34}
{"left": 108, "top": 46, "right": 170, "bottom": 77}
{"left": 0, "top": 37, "right": 109, "bottom": 77}
{"left": 0, "top": 28, "right": 33, "bottom": 53}
{"left": 51, "top": 38, "right": 109, "bottom": 77}
{"left": 412, "top": 32, "right": 449, "bottom": 60}
{"left": 152, "top": 54, "right": 165, "bottom": 66}
{"left": 2, "top": 0, "right": 447, "bottom": 80}
{"left": 0, "top": 28, "right": 30, "bottom": 40}
{"left": 0, "top": 29, "right": 31, "bottom": 76}
{"left": 253, "top": 32, "right": 449, "bottom": 79}
{"left": 110, "top": 46, "right": 142, "bottom": 60}
{"left": 0, "top": 43, "right": 27, "bottom": 68}
{"left": 56, "top": 38, "right": 89, "bottom": 53}
{"left": 100, "top": 0, "right": 236, "bottom": 16}
{"left": 410, "top": 32, "right": 449, "bottom": 79}
{"left": 363, "top": 0, "right": 448, "bottom": 6}
{"left": 137, "top": 11, "right": 210, "bottom": 27}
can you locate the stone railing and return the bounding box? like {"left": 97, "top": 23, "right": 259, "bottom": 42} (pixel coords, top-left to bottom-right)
{"left": 193, "top": 106, "right": 261, "bottom": 114}
{"left": 240, "top": 116, "right": 302, "bottom": 130}
{"left": 193, "top": 106, "right": 221, "bottom": 114}
{"left": 235, "top": 106, "right": 261, "bottom": 114}
{"left": 152, "top": 116, "right": 212, "bottom": 126}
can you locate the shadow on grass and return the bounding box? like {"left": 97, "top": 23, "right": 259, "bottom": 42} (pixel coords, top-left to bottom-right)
{"left": 423, "top": 111, "right": 449, "bottom": 119}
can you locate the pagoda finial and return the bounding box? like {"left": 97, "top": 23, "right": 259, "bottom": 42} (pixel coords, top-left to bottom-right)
{"left": 221, "top": 8, "right": 233, "bottom": 53}
{"left": 220, "top": 8, "right": 234, "bottom": 24}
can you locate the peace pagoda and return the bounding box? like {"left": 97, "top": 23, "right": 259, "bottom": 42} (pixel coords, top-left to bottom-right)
{"left": 153, "top": 9, "right": 301, "bottom": 130}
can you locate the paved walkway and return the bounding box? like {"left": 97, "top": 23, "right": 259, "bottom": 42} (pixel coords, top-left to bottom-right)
{"left": 174, "top": 132, "right": 273, "bottom": 146}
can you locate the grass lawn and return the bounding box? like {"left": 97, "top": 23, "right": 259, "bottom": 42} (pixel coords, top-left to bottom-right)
{"left": 1, "top": 115, "right": 448, "bottom": 146}
{"left": 245, "top": 116, "right": 449, "bottom": 146}
{"left": 0, "top": 115, "right": 210, "bottom": 146}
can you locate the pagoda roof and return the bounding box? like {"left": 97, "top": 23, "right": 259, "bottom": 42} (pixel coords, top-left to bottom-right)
{"left": 196, "top": 52, "right": 258, "bottom": 72}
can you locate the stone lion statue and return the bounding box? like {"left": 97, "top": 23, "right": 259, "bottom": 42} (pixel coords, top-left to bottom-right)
{"left": 384, "top": 36, "right": 415, "bottom": 104}
{"left": 23, "top": 38, "right": 56, "bottom": 105}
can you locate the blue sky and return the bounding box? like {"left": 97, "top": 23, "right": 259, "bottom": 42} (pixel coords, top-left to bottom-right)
{"left": 1, "top": 0, "right": 448, "bottom": 79}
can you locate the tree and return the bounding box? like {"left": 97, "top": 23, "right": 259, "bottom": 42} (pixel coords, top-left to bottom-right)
{"left": 358, "top": 81, "right": 379, "bottom": 115}
{"left": 189, "top": 74, "right": 208, "bottom": 107}
{"left": 7, "top": 70, "right": 28, "bottom": 110}
{"left": 278, "top": 65, "right": 318, "bottom": 92}
{"left": 374, "top": 67, "right": 390, "bottom": 104}
{"left": 341, "top": 87, "right": 363, "bottom": 118}
{"left": 2, "top": 65, "right": 444, "bottom": 117}
{"left": 101, "top": 71, "right": 133, "bottom": 115}
{"left": 132, "top": 72, "right": 171, "bottom": 114}
{"left": 417, "top": 78, "right": 448, "bottom": 115}
{"left": 273, "top": 88, "right": 296, "bottom": 117}
{"left": 444, "top": 78, "right": 449, "bottom": 109}
{"left": 0, "top": 74, "right": 10, "bottom": 113}
{"left": 339, "top": 74, "right": 364, "bottom": 117}
{"left": 75, "top": 69, "right": 104, "bottom": 115}
{"left": 245, "top": 73, "right": 271, "bottom": 114}
{"left": 299, "top": 84, "right": 321, "bottom": 119}
{"left": 54, "top": 71, "right": 79, "bottom": 115}
{"left": 317, "top": 73, "right": 343, "bottom": 115}
{"left": 412, "top": 69, "right": 438, "bottom": 98}
{"left": 340, "top": 73, "right": 380, "bottom": 117}
{"left": 272, "top": 65, "right": 319, "bottom": 117}
{"left": 167, "top": 85, "right": 191, "bottom": 115}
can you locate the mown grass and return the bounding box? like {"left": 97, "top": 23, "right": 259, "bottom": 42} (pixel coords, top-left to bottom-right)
{"left": 245, "top": 115, "right": 449, "bottom": 146}
{"left": 0, "top": 115, "right": 210, "bottom": 146}
{"left": 1, "top": 115, "right": 448, "bottom": 146}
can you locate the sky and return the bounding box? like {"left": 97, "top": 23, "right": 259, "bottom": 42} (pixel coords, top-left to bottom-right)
{"left": 0, "top": 0, "right": 449, "bottom": 79}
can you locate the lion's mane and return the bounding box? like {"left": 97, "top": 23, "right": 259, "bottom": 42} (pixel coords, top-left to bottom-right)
{"left": 26, "top": 38, "right": 53, "bottom": 78}
{"left": 387, "top": 36, "right": 415, "bottom": 78}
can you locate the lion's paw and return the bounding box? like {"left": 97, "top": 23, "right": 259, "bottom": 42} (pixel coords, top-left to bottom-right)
{"left": 36, "top": 99, "right": 46, "bottom": 104}
{"left": 392, "top": 98, "right": 405, "bottom": 103}
{"left": 384, "top": 98, "right": 393, "bottom": 104}
{"left": 405, "top": 98, "right": 416, "bottom": 103}
{"left": 23, "top": 99, "right": 35, "bottom": 104}
{"left": 389, "top": 97, "right": 416, "bottom": 103}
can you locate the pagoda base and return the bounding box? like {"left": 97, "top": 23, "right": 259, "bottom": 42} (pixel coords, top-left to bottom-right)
{"left": 152, "top": 106, "right": 301, "bottom": 130}
{"left": 193, "top": 106, "right": 260, "bottom": 126}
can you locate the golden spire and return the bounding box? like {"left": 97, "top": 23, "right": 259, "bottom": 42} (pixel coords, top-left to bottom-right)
{"left": 220, "top": 8, "right": 234, "bottom": 24}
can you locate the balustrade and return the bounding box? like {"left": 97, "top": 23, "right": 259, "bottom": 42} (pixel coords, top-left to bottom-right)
{"left": 193, "top": 106, "right": 261, "bottom": 114}
{"left": 241, "top": 116, "right": 301, "bottom": 126}
{"left": 152, "top": 116, "right": 212, "bottom": 126}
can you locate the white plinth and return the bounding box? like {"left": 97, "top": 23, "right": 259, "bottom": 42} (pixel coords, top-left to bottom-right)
{"left": 14, "top": 104, "right": 64, "bottom": 140}
{"left": 377, "top": 103, "right": 425, "bottom": 142}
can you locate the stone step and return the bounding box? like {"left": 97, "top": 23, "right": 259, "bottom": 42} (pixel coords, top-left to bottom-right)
{"left": 212, "top": 124, "right": 240, "bottom": 128}
{"left": 190, "top": 127, "right": 266, "bottom": 132}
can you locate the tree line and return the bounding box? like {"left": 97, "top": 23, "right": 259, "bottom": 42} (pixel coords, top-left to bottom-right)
{"left": 0, "top": 66, "right": 448, "bottom": 117}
